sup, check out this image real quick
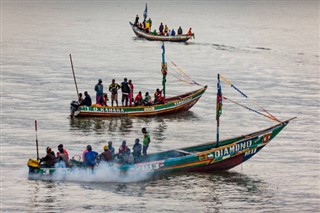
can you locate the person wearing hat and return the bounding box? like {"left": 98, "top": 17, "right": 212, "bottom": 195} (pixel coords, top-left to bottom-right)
{"left": 132, "top": 138, "right": 142, "bottom": 163}
{"left": 98, "top": 145, "right": 113, "bottom": 162}
{"left": 94, "top": 79, "right": 104, "bottom": 106}
{"left": 57, "top": 144, "right": 69, "bottom": 165}
{"left": 39, "top": 147, "right": 56, "bottom": 167}
{"left": 141, "top": 128, "right": 151, "bottom": 156}
{"left": 84, "top": 145, "right": 98, "bottom": 168}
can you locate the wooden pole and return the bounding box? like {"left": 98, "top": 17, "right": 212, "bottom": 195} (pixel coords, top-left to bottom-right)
{"left": 35, "top": 120, "right": 39, "bottom": 159}
{"left": 69, "top": 54, "right": 79, "bottom": 100}
{"left": 216, "top": 74, "right": 221, "bottom": 148}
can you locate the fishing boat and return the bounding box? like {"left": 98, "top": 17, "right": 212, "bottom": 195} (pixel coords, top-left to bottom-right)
{"left": 28, "top": 74, "right": 295, "bottom": 179}
{"left": 129, "top": 22, "right": 195, "bottom": 42}
{"left": 70, "top": 44, "right": 206, "bottom": 117}
{"left": 129, "top": 4, "right": 195, "bottom": 42}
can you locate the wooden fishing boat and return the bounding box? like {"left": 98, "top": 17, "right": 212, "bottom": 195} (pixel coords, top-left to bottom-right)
{"left": 72, "top": 86, "right": 207, "bottom": 117}
{"left": 27, "top": 117, "right": 294, "bottom": 178}
{"left": 129, "top": 22, "right": 195, "bottom": 42}
{"left": 69, "top": 44, "right": 205, "bottom": 118}
{"left": 28, "top": 74, "right": 295, "bottom": 179}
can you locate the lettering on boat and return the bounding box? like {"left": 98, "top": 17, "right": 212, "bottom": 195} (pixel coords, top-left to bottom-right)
{"left": 134, "top": 161, "right": 164, "bottom": 172}
{"left": 82, "top": 107, "right": 125, "bottom": 113}
{"left": 214, "top": 140, "right": 253, "bottom": 159}
{"left": 174, "top": 98, "right": 192, "bottom": 106}
{"left": 144, "top": 107, "right": 155, "bottom": 112}
{"left": 244, "top": 148, "right": 257, "bottom": 156}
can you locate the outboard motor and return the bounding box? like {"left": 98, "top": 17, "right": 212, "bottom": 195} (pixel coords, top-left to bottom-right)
{"left": 70, "top": 100, "right": 80, "bottom": 118}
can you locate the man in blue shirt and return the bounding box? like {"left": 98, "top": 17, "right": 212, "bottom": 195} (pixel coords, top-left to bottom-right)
{"left": 84, "top": 145, "right": 98, "bottom": 169}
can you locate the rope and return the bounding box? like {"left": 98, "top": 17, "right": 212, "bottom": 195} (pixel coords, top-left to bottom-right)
{"left": 223, "top": 96, "right": 280, "bottom": 122}
{"left": 220, "top": 75, "right": 280, "bottom": 122}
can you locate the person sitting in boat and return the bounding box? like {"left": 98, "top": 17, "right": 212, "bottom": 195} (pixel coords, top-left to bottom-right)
{"left": 177, "top": 26, "right": 183, "bottom": 35}
{"left": 108, "top": 141, "right": 115, "bottom": 157}
{"left": 121, "top": 78, "right": 130, "bottom": 107}
{"left": 94, "top": 79, "right": 104, "bottom": 105}
{"left": 188, "top": 27, "right": 192, "bottom": 35}
{"left": 142, "top": 128, "right": 151, "bottom": 156}
{"left": 142, "top": 92, "right": 152, "bottom": 106}
{"left": 39, "top": 147, "right": 57, "bottom": 167}
{"left": 103, "top": 93, "right": 109, "bottom": 106}
{"left": 117, "top": 140, "right": 129, "bottom": 164}
{"left": 80, "top": 91, "right": 92, "bottom": 106}
{"left": 132, "top": 138, "right": 142, "bottom": 163}
{"left": 152, "top": 29, "right": 158, "bottom": 36}
{"left": 109, "top": 79, "right": 121, "bottom": 107}
{"left": 134, "top": 14, "right": 139, "bottom": 26}
{"left": 134, "top": 91, "right": 143, "bottom": 106}
{"left": 57, "top": 144, "right": 69, "bottom": 166}
{"left": 138, "top": 22, "right": 143, "bottom": 30}
{"left": 171, "top": 29, "right": 176, "bottom": 36}
{"left": 154, "top": 88, "right": 165, "bottom": 104}
{"left": 98, "top": 145, "right": 113, "bottom": 163}
{"left": 78, "top": 93, "right": 83, "bottom": 103}
{"left": 164, "top": 25, "right": 169, "bottom": 35}
{"left": 84, "top": 145, "right": 98, "bottom": 169}
{"left": 159, "top": 22, "right": 164, "bottom": 34}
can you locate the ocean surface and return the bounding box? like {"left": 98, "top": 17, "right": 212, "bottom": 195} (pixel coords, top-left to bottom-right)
{"left": 1, "top": 0, "right": 319, "bottom": 212}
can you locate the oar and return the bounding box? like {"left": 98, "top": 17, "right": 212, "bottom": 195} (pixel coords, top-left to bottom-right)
{"left": 69, "top": 54, "right": 79, "bottom": 100}
{"left": 35, "top": 120, "right": 39, "bottom": 160}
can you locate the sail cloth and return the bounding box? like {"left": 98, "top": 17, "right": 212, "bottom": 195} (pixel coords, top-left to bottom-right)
{"left": 143, "top": 3, "right": 148, "bottom": 22}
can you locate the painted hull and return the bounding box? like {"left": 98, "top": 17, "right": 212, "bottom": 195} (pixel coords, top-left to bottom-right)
{"left": 74, "top": 86, "right": 207, "bottom": 117}
{"left": 28, "top": 118, "right": 294, "bottom": 178}
{"left": 129, "top": 22, "right": 195, "bottom": 42}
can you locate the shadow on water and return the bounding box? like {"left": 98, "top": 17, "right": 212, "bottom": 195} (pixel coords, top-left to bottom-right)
{"left": 69, "top": 111, "right": 200, "bottom": 136}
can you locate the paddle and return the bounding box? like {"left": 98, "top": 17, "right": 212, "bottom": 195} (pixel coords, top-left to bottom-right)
{"left": 35, "top": 120, "right": 39, "bottom": 160}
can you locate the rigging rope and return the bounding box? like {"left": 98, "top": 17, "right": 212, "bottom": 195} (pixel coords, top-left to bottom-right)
{"left": 220, "top": 75, "right": 280, "bottom": 122}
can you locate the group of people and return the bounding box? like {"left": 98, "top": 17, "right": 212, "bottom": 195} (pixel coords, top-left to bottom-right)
{"left": 134, "top": 15, "right": 193, "bottom": 36}
{"left": 77, "top": 78, "right": 166, "bottom": 107}
{"left": 39, "top": 128, "right": 151, "bottom": 168}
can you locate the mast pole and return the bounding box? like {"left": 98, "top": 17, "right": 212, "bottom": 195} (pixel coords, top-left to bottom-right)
{"left": 35, "top": 120, "right": 39, "bottom": 160}
{"left": 161, "top": 43, "right": 167, "bottom": 98}
{"left": 69, "top": 54, "right": 79, "bottom": 100}
{"left": 216, "top": 74, "right": 222, "bottom": 147}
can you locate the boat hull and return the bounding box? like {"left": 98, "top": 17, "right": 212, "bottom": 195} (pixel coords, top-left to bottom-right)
{"left": 74, "top": 86, "right": 207, "bottom": 117}
{"left": 28, "top": 118, "right": 294, "bottom": 179}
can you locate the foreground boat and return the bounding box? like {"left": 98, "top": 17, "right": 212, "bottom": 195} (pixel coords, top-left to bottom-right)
{"left": 71, "top": 86, "right": 207, "bottom": 117}
{"left": 129, "top": 22, "right": 195, "bottom": 42}
{"left": 27, "top": 117, "right": 294, "bottom": 178}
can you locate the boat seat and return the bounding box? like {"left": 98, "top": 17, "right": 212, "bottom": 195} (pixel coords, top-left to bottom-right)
{"left": 176, "top": 150, "right": 192, "bottom": 155}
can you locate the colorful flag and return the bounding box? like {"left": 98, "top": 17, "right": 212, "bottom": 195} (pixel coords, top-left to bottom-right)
{"left": 216, "top": 75, "right": 222, "bottom": 120}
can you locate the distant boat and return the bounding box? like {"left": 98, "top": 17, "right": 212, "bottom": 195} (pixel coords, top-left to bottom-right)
{"left": 27, "top": 75, "right": 295, "bottom": 179}
{"left": 129, "top": 22, "right": 195, "bottom": 42}
{"left": 69, "top": 44, "right": 205, "bottom": 117}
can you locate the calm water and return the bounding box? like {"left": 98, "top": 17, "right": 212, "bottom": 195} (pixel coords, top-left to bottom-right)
{"left": 2, "top": 1, "right": 319, "bottom": 212}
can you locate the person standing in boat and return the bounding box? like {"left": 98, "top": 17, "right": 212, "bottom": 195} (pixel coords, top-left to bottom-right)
{"left": 177, "top": 26, "right": 183, "bottom": 35}
{"left": 94, "top": 79, "right": 104, "bottom": 105}
{"left": 109, "top": 79, "right": 121, "bottom": 107}
{"left": 142, "top": 128, "right": 151, "bottom": 156}
{"left": 57, "top": 144, "right": 69, "bottom": 166}
{"left": 84, "top": 145, "right": 98, "bottom": 169}
{"left": 159, "top": 22, "right": 164, "bottom": 34}
{"left": 164, "top": 25, "right": 169, "bottom": 35}
{"left": 134, "top": 14, "right": 139, "bottom": 26}
{"left": 128, "top": 79, "right": 134, "bottom": 107}
{"left": 147, "top": 18, "right": 152, "bottom": 30}
{"left": 121, "top": 78, "right": 130, "bottom": 107}
{"left": 39, "top": 147, "right": 56, "bottom": 167}
{"left": 80, "top": 91, "right": 92, "bottom": 106}
{"left": 132, "top": 138, "right": 142, "bottom": 163}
